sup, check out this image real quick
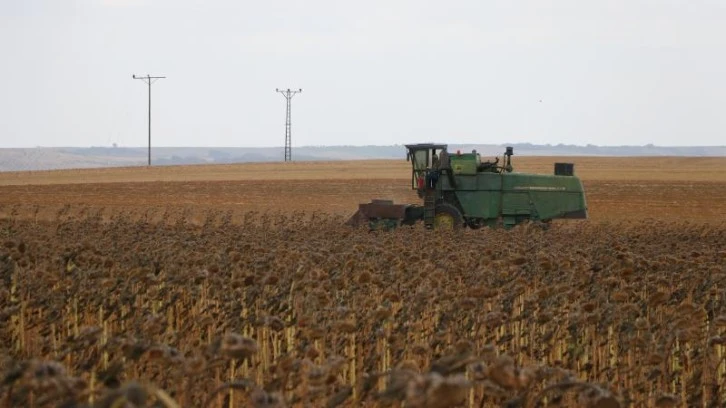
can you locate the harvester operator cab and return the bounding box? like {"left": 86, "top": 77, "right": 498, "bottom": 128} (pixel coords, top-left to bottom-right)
{"left": 405, "top": 143, "right": 447, "bottom": 191}
{"left": 405, "top": 144, "right": 515, "bottom": 191}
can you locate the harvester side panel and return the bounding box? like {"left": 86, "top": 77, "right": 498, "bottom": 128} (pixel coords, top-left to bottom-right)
{"left": 445, "top": 173, "right": 503, "bottom": 219}
{"left": 528, "top": 191, "right": 588, "bottom": 220}
{"left": 455, "top": 191, "right": 500, "bottom": 219}
{"left": 502, "top": 174, "right": 587, "bottom": 220}
{"left": 477, "top": 174, "right": 503, "bottom": 190}
{"left": 501, "top": 193, "right": 532, "bottom": 216}
{"left": 440, "top": 172, "right": 588, "bottom": 222}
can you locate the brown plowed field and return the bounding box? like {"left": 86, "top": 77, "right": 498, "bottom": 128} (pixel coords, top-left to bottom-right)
{"left": 1, "top": 157, "right": 725, "bottom": 223}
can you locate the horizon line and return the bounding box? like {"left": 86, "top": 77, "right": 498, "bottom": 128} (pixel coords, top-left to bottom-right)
{"left": 2, "top": 143, "right": 725, "bottom": 149}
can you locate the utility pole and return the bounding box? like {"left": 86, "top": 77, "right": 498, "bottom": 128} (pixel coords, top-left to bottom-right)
{"left": 275, "top": 88, "right": 302, "bottom": 162}
{"left": 133, "top": 74, "right": 166, "bottom": 166}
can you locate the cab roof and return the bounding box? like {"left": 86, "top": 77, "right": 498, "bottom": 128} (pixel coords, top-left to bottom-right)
{"left": 404, "top": 143, "right": 448, "bottom": 150}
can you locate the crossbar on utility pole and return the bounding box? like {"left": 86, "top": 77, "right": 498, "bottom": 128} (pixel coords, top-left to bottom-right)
{"left": 133, "top": 74, "right": 166, "bottom": 166}
{"left": 275, "top": 88, "right": 302, "bottom": 162}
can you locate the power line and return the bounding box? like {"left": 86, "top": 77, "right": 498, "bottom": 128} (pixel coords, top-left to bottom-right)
{"left": 275, "top": 88, "right": 302, "bottom": 162}
{"left": 133, "top": 74, "right": 166, "bottom": 166}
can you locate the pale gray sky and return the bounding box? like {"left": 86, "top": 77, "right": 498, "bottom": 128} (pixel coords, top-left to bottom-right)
{"left": 1, "top": 0, "right": 725, "bottom": 148}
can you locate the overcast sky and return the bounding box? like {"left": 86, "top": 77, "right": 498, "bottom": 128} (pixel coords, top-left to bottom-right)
{"left": 1, "top": 0, "right": 724, "bottom": 148}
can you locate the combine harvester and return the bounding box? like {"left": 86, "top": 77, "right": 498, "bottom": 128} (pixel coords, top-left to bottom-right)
{"left": 347, "top": 143, "right": 588, "bottom": 230}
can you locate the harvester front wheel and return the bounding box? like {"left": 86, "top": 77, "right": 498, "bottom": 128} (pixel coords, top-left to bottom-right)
{"left": 433, "top": 203, "right": 464, "bottom": 230}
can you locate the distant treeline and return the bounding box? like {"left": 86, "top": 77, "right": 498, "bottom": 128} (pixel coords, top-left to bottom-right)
{"left": 1, "top": 144, "right": 724, "bottom": 172}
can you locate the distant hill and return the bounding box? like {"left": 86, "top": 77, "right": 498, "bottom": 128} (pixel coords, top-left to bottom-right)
{"left": 1, "top": 144, "right": 724, "bottom": 172}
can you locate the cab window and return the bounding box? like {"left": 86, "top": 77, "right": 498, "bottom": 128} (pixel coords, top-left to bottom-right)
{"left": 409, "top": 149, "right": 429, "bottom": 189}
{"left": 412, "top": 149, "right": 428, "bottom": 171}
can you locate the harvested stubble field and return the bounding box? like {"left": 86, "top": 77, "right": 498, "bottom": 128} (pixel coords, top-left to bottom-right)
{"left": 0, "top": 157, "right": 725, "bottom": 223}
{"left": 0, "top": 156, "right": 726, "bottom": 408}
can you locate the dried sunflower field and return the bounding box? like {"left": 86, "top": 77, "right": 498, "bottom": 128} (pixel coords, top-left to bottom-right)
{"left": 1, "top": 209, "right": 725, "bottom": 407}
{"left": 1, "top": 158, "right": 726, "bottom": 407}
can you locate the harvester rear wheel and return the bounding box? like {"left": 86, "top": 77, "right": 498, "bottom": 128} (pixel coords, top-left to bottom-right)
{"left": 433, "top": 203, "right": 464, "bottom": 230}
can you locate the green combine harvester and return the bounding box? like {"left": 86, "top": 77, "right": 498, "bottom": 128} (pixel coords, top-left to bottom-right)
{"left": 347, "top": 143, "right": 588, "bottom": 229}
